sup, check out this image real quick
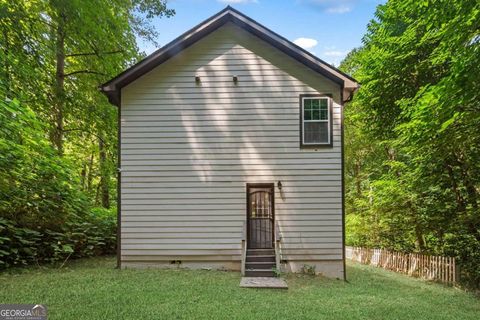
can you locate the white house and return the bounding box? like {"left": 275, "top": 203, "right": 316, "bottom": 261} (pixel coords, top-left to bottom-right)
{"left": 101, "top": 6, "right": 359, "bottom": 279}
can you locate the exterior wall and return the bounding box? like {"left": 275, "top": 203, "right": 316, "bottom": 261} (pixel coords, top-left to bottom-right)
{"left": 120, "top": 23, "right": 344, "bottom": 278}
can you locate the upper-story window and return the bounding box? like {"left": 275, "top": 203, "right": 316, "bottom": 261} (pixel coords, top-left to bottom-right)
{"left": 300, "top": 95, "right": 332, "bottom": 147}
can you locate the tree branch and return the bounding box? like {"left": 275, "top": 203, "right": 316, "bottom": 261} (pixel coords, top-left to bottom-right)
{"left": 63, "top": 128, "right": 108, "bottom": 146}
{"left": 64, "top": 70, "right": 106, "bottom": 77}
{"left": 66, "top": 50, "right": 123, "bottom": 58}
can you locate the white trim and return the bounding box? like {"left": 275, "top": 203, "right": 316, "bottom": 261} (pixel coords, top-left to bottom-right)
{"left": 301, "top": 97, "right": 331, "bottom": 145}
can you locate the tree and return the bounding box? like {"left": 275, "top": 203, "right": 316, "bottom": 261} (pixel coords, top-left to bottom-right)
{"left": 0, "top": 0, "right": 174, "bottom": 268}
{"left": 341, "top": 0, "right": 480, "bottom": 288}
{"left": 1, "top": 0, "right": 174, "bottom": 209}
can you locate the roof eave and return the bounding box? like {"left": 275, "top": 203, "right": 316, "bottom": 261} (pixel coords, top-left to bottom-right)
{"left": 99, "top": 6, "right": 359, "bottom": 106}
{"left": 99, "top": 86, "right": 120, "bottom": 107}
{"left": 99, "top": 7, "right": 232, "bottom": 94}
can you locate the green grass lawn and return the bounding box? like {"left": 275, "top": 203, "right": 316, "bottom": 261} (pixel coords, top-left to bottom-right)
{"left": 1, "top": 257, "right": 478, "bottom": 320}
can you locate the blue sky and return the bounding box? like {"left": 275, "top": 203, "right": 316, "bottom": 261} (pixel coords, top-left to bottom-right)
{"left": 137, "top": 0, "right": 384, "bottom": 66}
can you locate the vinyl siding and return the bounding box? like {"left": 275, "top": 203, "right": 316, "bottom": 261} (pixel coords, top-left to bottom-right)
{"left": 120, "top": 23, "right": 343, "bottom": 268}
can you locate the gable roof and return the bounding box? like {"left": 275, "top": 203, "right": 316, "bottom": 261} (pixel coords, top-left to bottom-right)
{"left": 100, "top": 6, "right": 359, "bottom": 106}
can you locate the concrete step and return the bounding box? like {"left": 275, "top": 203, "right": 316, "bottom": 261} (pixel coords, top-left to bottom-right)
{"left": 240, "top": 277, "right": 288, "bottom": 289}
{"left": 245, "top": 269, "right": 275, "bottom": 277}
{"left": 245, "top": 261, "right": 275, "bottom": 270}
{"left": 246, "top": 255, "right": 275, "bottom": 263}
{"left": 246, "top": 249, "right": 275, "bottom": 256}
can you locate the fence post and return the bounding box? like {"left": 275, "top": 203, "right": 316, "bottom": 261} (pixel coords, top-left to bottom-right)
{"left": 454, "top": 258, "right": 459, "bottom": 284}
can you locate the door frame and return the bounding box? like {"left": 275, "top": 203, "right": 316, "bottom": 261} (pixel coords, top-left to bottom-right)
{"left": 246, "top": 183, "right": 275, "bottom": 249}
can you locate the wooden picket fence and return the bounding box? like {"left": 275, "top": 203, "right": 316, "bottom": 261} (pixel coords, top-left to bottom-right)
{"left": 346, "top": 246, "right": 457, "bottom": 285}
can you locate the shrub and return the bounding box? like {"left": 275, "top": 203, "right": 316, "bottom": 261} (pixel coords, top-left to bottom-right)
{"left": 443, "top": 233, "right": 480, "bottom": 290}
{"left": 0, "top": 208, "right": 116, "bottom": 269}
{"left": 0, "top": 96, "right": 116, "bottom": 269}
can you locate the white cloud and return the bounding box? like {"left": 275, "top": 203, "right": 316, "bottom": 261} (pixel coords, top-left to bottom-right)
{"left": 303, "top": 0, "right": 355, "bottom": 14}
{"left": 218, "top": 0, "right": 258, "bottom": 4}
{"left": 293, "top": 37, "right": 318, "bottom": 50}
{"left": 325, "top": 4, "right": 352, "bottom": 14}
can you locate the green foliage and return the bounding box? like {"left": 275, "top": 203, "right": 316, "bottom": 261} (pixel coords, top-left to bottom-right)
{"left": 0, "top": 92, "right": 87, "bottom": 229}
{"left": 271, "top": 267, "right": 282, "bottom": 278}
{"left": 0, "top": 84, "right": 116, "bottom": 269}
{"left": 301, "top": 264, "right": 316, "bottom": 276}
{"left": 0, "top": 218, "right": 41, "bottom": 267}
{"left": 0, "top": 0, "right": 174, "bottom": 210}
{"left": 342, "top": 0, "right": 480, "bottom": 289}
{"left": 0, "top": 0, "right": 173, "bottom": 268}
{"left": 0, "top": 208, "right": 116, "bottom": 269}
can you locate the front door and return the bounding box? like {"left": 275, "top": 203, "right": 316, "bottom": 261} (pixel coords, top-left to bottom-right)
{"left": 247, "top": 184, "right": 274, "bottom": 249}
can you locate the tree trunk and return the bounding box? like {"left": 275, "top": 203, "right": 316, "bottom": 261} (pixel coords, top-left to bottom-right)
{"left": 459, "top": 160, "right": 480, "bottom": 242}
{"left": 95, "top": 182, "right": 101, "bottom": 206}
{"left": 460, "top": 162, "right": 478, "bottom": 212}
{"left": 445, "top": 160, "right": 466, "bottom": 212}
{"left": 87, "top": 152, "right": 94, "bottom": 193}
{"left": 408, "top": 200, "right": 426, "bottom": 252}
{"left": 355, "top": 160, "right": 362, "bottom": 195}
{"left": 414, "top": 224, "right": 426, "bottom": 252}
{"left": 52, "top": 7, "right": 66, "bottom": 155}
{"left": 2, "top": 28, "right": 10, "bottom": 96}
{"left": 80, "top": 160, "right": 87, "bottom": 191}
{"left": 99, "top": 137, "right": 110, "bottom": 209}
{"left": 449, "top": 154, "right": 479, "bottom": 241}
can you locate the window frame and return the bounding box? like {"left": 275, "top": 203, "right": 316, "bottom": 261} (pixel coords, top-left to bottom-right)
{"left": 299, "top": 94, "right": 333, "bottom": 148}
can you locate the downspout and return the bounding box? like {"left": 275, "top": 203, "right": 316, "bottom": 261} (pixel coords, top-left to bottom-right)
{"left": 341, "top": 85, "right": 346, "bottom": 281}
{"left": 116, "top": 90, "right": 122, "bottom": 269}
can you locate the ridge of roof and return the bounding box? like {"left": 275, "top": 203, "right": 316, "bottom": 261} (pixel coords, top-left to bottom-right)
{"left": 100, "top": 6, "right": 359, "bottom": 106}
